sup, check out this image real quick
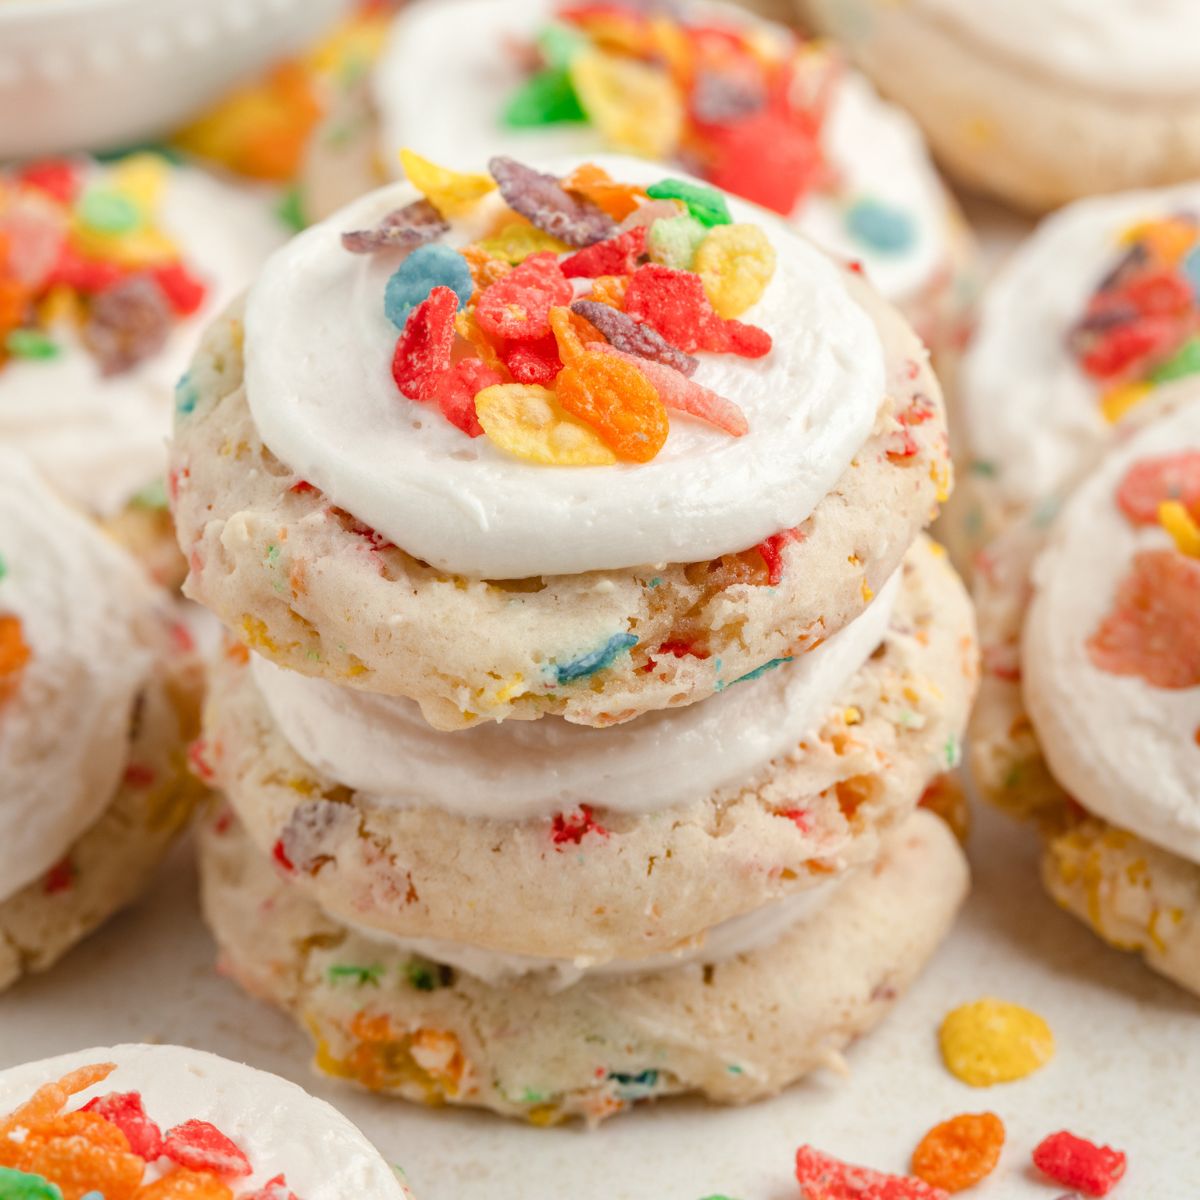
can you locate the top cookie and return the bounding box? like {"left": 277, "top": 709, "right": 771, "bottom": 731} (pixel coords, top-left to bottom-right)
{"left": 171, "top": 154, "right": 948, "bottom": 728}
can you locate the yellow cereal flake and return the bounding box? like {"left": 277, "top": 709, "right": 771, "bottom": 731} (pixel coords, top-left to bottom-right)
{"left": 1158, "top": 499, "right": 1200, "bottom": 558}
{"left": 477, "top": 217, "right": 570, "bottom": 263}
{"left": 108, "top": 152, "right": 169, "bottom": 212}
{"left": 694, "top": 223, "right": 776, "bottom": 318}
{"left": 399, "top": 148, "right": 495, "bottom": 218}
{"left": 1100, "top": 380, "right": 1153, "bottom": 424}
{"left": 1119, "top": 215, "right": 1197, "bottom": 264}
{"left": 939, "top": 997, "right": 1055, "bottom": 1087}
{"left": 569, "top": 49, "right": 683, "bottom": 160}
{"left": 476, "top": 383, "right": 617, "bottom": 466}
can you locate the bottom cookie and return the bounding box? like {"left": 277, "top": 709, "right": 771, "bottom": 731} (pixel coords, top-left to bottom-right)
{"left": 199, "top": 807, "right": 968, "bottom": 1124}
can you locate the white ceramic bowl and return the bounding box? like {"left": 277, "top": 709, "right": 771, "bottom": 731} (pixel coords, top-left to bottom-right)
{"left": 0, "top": 0, "right": 352, "bottom": 160}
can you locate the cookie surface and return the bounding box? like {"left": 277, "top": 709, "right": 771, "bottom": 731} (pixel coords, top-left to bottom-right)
{"left": 200, "top": 806, "right": 968, "bottom": 1124}
{"left": 202, "top": 536, "right": 976, "bottom": 962}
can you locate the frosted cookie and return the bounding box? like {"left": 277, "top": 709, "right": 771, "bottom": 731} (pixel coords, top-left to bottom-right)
{"left": 0, "top": 450, "right": 203, "bottom": 992}
{"left": 802, "top": 0, "right": 1200, "bottom": 213}
{"left": 0, "top": 1043, "right": 416, "bottom": 1198}
{"left": 348, "top": 0, "right": 976, "bottom": 362}
{"left": 970, "top": 389, "right": 1200, "bottom": 994}
{"left": 197, "top": 536, "right": 975, "bottom": 964}
{"left": 170, "top": 154, "right": 951, "bottom": 731}
{"left": 200, "top": 806, "right": 968, "bottom": 1124}
{"left": 0, "top": 153, "right": 286, "bottom": 583}
{"left": 948, "top": 188, "right": 1200, "bottom": 568}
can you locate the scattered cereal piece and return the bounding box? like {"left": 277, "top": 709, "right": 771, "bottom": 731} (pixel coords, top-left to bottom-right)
{"left": 572, "top": 298, "right": 698, "bottom": 375}
{"left": 1032, "top": 1131, "right": 1126, "bottom": 1197}
{"left": 694, "top": 223, "right": 776, "bottom": 318}
{"left": 488, "top": 156, "right": 616, "bottom": 247}
{"left": 569, "top": 50, "right": 683, "bottom": 159}
{"left": 399, "top": 148, "right": 496, "bottom": 217}
{"left": 795, "top": 1145, "right": 950, "bottom": 1200}
{"left": 503, "top": 67, "right": 586, "bottom": 127}
{"left": 384, "top": 244, "right": 473, "bottom": 327}
{"left": 647, "top": 213, "right": 707, "bottom": 271}
{"left": 755, "top": 527, "right": 803, "bottom": 584}
{"left": 939, "top": 998, "right": 1055, "bottom": 1087}
{"left": 911, "top": 1113, "right": 1004, "bottom": 1193}
{"left": 561, "top": 162, "right": 645, "bottom": 220}
{"left": 476, "top": 251, "right": 572, "bottom": 341}
{"left": 501, "top": 334, "right": 563, "bottom": 386}
{"left": 1160, "top": 498, "right": 1200, "bottom": 556}
{"left": 341, "top": 199, "right": 449, "bottom": 254}
{"left": 0, "top": 615, "right": 32, "bottom": 705}
{"left": 475, "top": 382, "right": 616, "bottom": 466}
{"left": 1116, "top": 451, "right": 1200, "bottom": 525}
{"left": 391, "top": 286, "right": 458, "bottom": 402}
{"left": 242, "top": 1173, "right": 300, "bottom": 1200}
{"left": 645, "top": 178, "right": 731, "bottom": 228}
{"left": 551, "top": 802, "right": 610, "bottom": 844}
{"left": 136, "top": 1167, "right": 235, "bottom": 1198}
{"left": 80, "top": 1092, "right": 163, "bottom": 1160}
{"left": 845, "top": 197, "right": 917, "bottom": 254}
{"left": 80, "top": 275, "right": 172, "bottom": 376}
{"left": 561, "top": 225, "right": 646, "bottom": 278}
{"left": 162, "top": 1120, "right": 252, "bottom": 1178}
{"left": 477, "top": 218, "right": 571, "bottom": 264}
{"left": 554, "top": 349, "right": 669, "bottom": 462}
{"left": 430, "top": 359, "right": 501, "bottom": 436}
{"left": 704, "top": 109, "right": 826, "bottom": 216}
{"left": 549, "top": 304, "right": 605, "bottom": 364}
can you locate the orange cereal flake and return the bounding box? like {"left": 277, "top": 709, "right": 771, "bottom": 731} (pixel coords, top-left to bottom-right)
{"left": 911, "top": 1113, "right": 1005, "bottom": 1193}
{"left": 554, "top": 350, "right": 668, "bottom": 462}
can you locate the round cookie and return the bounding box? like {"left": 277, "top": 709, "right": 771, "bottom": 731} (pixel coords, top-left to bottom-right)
{"left": 354, "top": 0, "right": 976, "bottom": 363}
{"left": 802, "top": 0, "right": 1200, "bottom": 213}
{"left": 947, "top": 184, "right": 1200, "bottom": 568}
{"left": 0, "top": 152, "right": 286, "bottom": 583}
{"left": 0, "top": 1043, "right": 416, "bottom": 1198}
{"left": 199, "top": 805, "right": 968, "bottom": 1124}
{"left": 0, "top": 449, "right": 203, "bottom": 992}
{"left": 200, "top": 536, "right": 976, "bottom": 963}
{"left": 170, "top": 156, "right": 951, "bottom": 731}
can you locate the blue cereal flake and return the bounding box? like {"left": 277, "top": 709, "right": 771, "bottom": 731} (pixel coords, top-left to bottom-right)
{"left": 608, "top": 1068, "right": 660, "bottom": 1099}
{"left": 174, "top": 372, "right": 199, "bottom": 416}
{"left": 385, "top": 244, "right": 473, "bottom": 328}
{"left": 845, "top": 196, "right": 916, "bottom": 254}
{"left": 730, "top": 656, "right": 792, "bottom": 686}
{"left": 554, "top": 632, "right": 637, "bottom": 684}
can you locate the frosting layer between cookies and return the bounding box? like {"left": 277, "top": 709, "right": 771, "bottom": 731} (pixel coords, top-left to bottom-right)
{"left": 0, "top": 451, "right": 157, "bottom": 903}
{"left": 243, "top": 156, "right": 884, "bottom": 577}
{"left": 250, "top": 569, "right": 900, "bottom": 819}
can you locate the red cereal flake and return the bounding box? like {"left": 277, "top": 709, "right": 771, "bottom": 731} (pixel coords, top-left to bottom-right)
{"left": 290, "top": 480, "right": 318, "bottom": 495}
{"left": 911, "top": 1113, "right": 1004, "bottom": 1193}
{"left": 551, "top": 804, "right": 608, "bottom": 846}
{"left": 123, "top": 763, "right": 157, "bottom": 788}
{"left": 1116, "top": 450, "right": 1200, "bottom": 524}
{"left": 475, "top": 251, "right": 572, "bottom": 342}
{"left": 780, "top": 808, "right": 810, "bottom": 831}
{"left": 45, "top": 245, "right": 125, "bottom": 294}
{"left": 1087, "top": 549, "right": 1200, "bottom": 689}
{"left": 392, "top": 285, "right": 458, "bottom": 401}
{"left": 431, "top": 358, "right": 500, "bottom": 436}
{"left": 43, "top": 856, "right": 74, "bottom": 896}
{"left": 163, "top": 1119, "right": 252, "bottom": 1179}
{"left": 82, "top": 1091, "right": 165, "bottom": 1161}
{"left": 623, "top": 263, "right": 771, "bottom": 357}
{"left": 500, "top": 333, "right": 562, "bottom": 385}
{"left": 1032, "top": 1131, "right": 1126, "bottom": 1197}
{"left": 243, "top": 1174, "right": 300, "bottom": 1200}
{"left": 188, "top": 738, "right": 215, "bottom": 784}
{"left": 152, "top": 262, "right": 208, "bottom": 316}
{"left": 795, "top": 1146, "right": 950, "bottom": 1200}
{"left": 272, "top": 839, "right": 296, "bottom": 873}
{"left": 561, "top": 226, "right": 647, "bottom": 279}
{"left": 16, "top": 159, "right": 80, "bottom": 204}
{"left": 756, "top": 527, "right": 804, "bottom": 585}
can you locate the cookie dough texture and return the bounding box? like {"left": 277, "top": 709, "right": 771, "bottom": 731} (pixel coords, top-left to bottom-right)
{"left": 802, "top": 0, "right": 1200, "bottom": 213}
{"left": 199, "top": 806, "right": 968, "bottom": 1123}
{"left": 171, "top": 266, "right": 950, "bottom": 732}
{"left": 201, "top": 536, "right": 975, "bottom": 961}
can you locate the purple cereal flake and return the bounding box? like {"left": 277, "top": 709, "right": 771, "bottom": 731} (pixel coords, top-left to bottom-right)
{"left": 571, "top": 298, "right": 699, "bottom": 377}
{"left": 341, "top": 199, "right": 449, "bottom": 254}
{"left": 690, "top": 68, "right": 767, "bottom": 124}
{"left": 82, "top": 274, "right": 172, "bottom": 376}
{"left": 488, "top": 156, "right": 616, "bottom": 248}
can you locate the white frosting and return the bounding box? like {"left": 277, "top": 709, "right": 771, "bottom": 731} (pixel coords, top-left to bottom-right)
{"left": 1023, "top": 397, "right": 1200, "bottom": 864}
{"left": 251, "top": 570, "right": 900, "bottom": 819}
{"left": 0, "top": 161, "right": 285, "bottom": 516}
{"left": 244, "top": 155, "right": 884, "bottom": 578}
{"left": 962, "top": 182, "right": 1200, "bottom": 515}
{"left": 343, "top": 876, "right": 842, "bottom": 989}
{"left": 0, "top": 450, "right": 156, "bottom": 903}
{"left": 372, "top": 0, "right": 949, "bottom": 302}
{"left": 0, "top": 1044, "right": 411, "bottom": 1198}
{"left": 911, "top": 0, "right": 1200, "bottom": 96}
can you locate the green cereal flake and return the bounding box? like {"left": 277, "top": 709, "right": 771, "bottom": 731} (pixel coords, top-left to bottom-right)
{"left": 265, "top": 543, "right": 281, "bottom": 567}
{"left": 944, "top": 734, "right": 961, "bottom": 769}
{"left": 646, "top": 178, "right": 731, "bottom": 228}
{"left": 405, "top": 958, "right": 453, "bottom": 991}
{"left": 647, "top": 213, "right": 707, "bottom": 271}
{"left": 79, "top": 189, "right": 140, "bottom": 233}
{"left": 327, "top": 963, "right": 384, "bottom": 987}
{"left": 5, "top": 329, "right": 60, "bottom": 360}
{"left": 277, "top": 186, "right": 308, "bottom": 234}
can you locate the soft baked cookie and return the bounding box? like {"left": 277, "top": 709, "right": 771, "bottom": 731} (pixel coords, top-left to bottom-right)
{"left": 199, "top": 536, "right": 975, "bottom": 963}
{"left": 200, "top": 806, "right": 967, "bottom": 1124}
{"left": 802, "top": 0, "right": 1200, "bottom": 213}
{"left": 171, "top": 155, "right": 951, "bottom": 730}
{"left": 946, "top": 186, "right": 1200, "bottom": 569}
{"left": 970, "top": 387, "right": 1200, "bottom": 994}
{"left": 0, "top": 450, "right": 204, "bottom": 991}
{"left": 0, "top": 152, "right": 285, "bottom": 583}
{"left": 0, "top": 1043, "right": 416, "bottom": 1198}
{"left": 347, "top": 0, "right": 977, "bottom": 364}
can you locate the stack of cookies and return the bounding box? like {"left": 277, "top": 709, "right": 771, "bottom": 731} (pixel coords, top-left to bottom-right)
{"left": 170, "top": 153, "right": 978, "bottom": 1122}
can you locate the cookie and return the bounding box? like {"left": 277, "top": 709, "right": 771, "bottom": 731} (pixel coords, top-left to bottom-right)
{"left": 802, "top": 0, "right": 1200, "bottom": 213}
{"left": 199, "top": 806, "right": 968, "bottom": 1124}
{"left": 970, "top": 387, "right": 1200, "bottom": 993}
{"left": 0, "top": 1043, "right": 416, "bottom": 1198}
{"left": 946, "top": 184, "right": 1200, "bottom": 569}
{"left": 349, "top": 0, "right": 977, "bottom": 364}
{"left": 170, "top": 155, "right": 950, "bottom": 730}
{"left": 0, "top": 152, "right": 286, "bottom": 583}
{"left": 0, "top": 449, "right": 203, "bottom": 991}
{"left": 200, "top": 536, "right": 975, "bottom": 963}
